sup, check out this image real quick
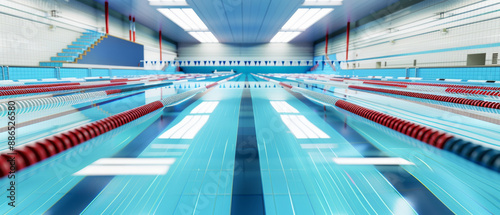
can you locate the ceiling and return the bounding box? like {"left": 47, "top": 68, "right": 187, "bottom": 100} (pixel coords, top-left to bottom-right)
{"left": 87, "top": 0, "right": 402, "bottom": 44}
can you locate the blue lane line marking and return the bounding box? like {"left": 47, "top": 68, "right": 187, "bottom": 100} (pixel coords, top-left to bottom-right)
{"left": 231, "top": 75, "right": 265, "bottom": 215}
{"left": 288, "top": 89, "right": 454, "bottom": 215}
{"left": 46, "top": 90, "right": 209, "bottom": 214}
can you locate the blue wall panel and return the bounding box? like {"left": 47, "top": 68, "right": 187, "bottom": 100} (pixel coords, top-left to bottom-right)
{"left": 60, "top": 68, "right": 88, "bottom": 78}
{"left": 8, "top": 67, "right": 56, "bottom": 80}
{"left": 2, "top": 67, "right": 180, "bottom": 80}
{"left": 180, "top": 66, "right": 311, "bottom": 74}
{"left": 419, "top": 67, "right": 500, "bottom": 80}
{"left": 78, "top": 35, "right": 144, "bottom": 67}
{"left": 311, "top": 67, "right": 500, "bottom": 80}
{"left": 341, "top": 68, "right": 407, "bottom": 77}
{"left": 91, "top": 69, "right": 110, "bottom": 77}
{"left": 310, "top": 52, "right": 500, "bottom": 80}
{"left": 111, "top": 69, "right": 180, "bottom": 77}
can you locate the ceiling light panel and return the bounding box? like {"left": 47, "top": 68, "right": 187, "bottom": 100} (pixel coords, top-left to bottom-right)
{"left": 188, "top": 32, "right": 219, "bottom": 43}
{"left": 157, "top": 8, "right": 208, "bottom": 31}
{"left": 282, "top": 8, "right": 334, "bottom": 31}
{"left": 270, "top": 31, "right": 301, "bottom": 43}
{"left": 149, "top": 0, "right": 188, "bottom": 6}
{"left": 303, "top": 0, "right": 343, "bottom": 6}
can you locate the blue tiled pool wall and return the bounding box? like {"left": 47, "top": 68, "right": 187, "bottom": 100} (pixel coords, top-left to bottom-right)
{"left": 180, "top": 66, "right": 312, "bottom": 74}
{"left": 0, "top": 66, "right": 182, "bottom": 80}
{"left": 309, "top": 56, "right": 500, "bottom": 80}
{"left": 2, "top": 64, "right": 500, "bottom": 81}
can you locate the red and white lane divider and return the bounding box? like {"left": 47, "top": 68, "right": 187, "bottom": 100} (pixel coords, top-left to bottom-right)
{"left": 0, "top": 83, "right": 128, "bottom": 97}
{"left": 0, "top": 91, "right": 112, "bottom": 116}
{"left": 362, "top": 80, "right": 408, "bottom": 88}
{"left": 269, "top": 73, "right": 500, "bottom": 92}
{"left": 445, "top": 88, "right": 500, "bottom": 97}
{"left": 0, "top": 74, "right": 216, "bottom": 89}
{"left": 263, "top": 73, "right": 499, "bottom": 107}
{"left": 350, "top": 79, "right": 500, "bottom": 91}
{"left": 349, "top": 85, "right": 500, "bottom": 109}
{"left": 255, "top": 74, "right": 500, "bottom": 172}
{"left": 0, "top": 74, "right": 225, "bottom": 97}
{"left": 0, "top": 74, "right": 239, "bottom": 177}
{"left": 0, "top": 83, "right": 81, "bottom": 90}
{"left": 0, "top": 75, "right": 219, "bottom": 115}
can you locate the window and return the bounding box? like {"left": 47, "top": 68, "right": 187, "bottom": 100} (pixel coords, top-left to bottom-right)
{"left": 467, "top": 53, "right": 486, "bottom": 66}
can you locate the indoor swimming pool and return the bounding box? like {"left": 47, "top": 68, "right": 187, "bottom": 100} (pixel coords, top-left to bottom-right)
{"left": 0, "top": 73, "right": 499, "bottom": 214}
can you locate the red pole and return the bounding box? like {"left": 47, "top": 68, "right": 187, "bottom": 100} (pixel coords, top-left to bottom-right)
{"left": 346, "top": 21, "right": 350, "bottom": 62}
{"left": 105, "top": 1, "right": 109, "bottom": 34}
{"left": 129, "top": 16, "right": 132, "bottom": 41}
{"left": 133, "top": 17, "right": 136, "bottom": 42}
{"left": 159, "top": 30, "right": 162, "bottom": 61}
{"left": 325, "top": 28, "right": 329, "bottom": 54}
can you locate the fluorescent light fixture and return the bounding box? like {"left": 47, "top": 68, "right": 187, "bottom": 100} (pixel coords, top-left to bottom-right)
{"left": 158, "top": 115, "right": 210, "bottom": 139}
{"left": 281, "top": 8, "right": 333, "bottom": 31}
{"left": 149, "top": 0, "right": 188, "bottom": 6}
{"left": 271, "top": 8, "right": 333, "bottom": 42}
{"left": 157, "top": 8, "right": 208, "bottom": 31}
{"left": 270, "top": 101, "right": 299, "bottom": 113}
{"left": 280, "top": 115, "right": 330, "bottom": 139}
{"left": 74, "top": 165, "right": 170, "bottom": 175}
{"left": 332, "top": 158, "right": 414, "bottom": 165}
{"left": 191, "top": 102, "right": 219, "bottom": 113}
{"left": 188, "top": 31, "right": 219, "bottom": 43}
{"left": 303, "top": 0, "right": 343, "bottom": 6}
{"left": 270, "top": 31, "right": 301, "bottom": 43}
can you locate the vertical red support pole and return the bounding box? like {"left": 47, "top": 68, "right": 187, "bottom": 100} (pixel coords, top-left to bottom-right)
{"left": 133, "top": 17, "right": 136, "bottom": 42}
{"left": 325, "top": 28, "right": 329, "bottom": 54}
{"left": 129, "top": 16, "right": 132, "bottom": 41}
{"left": 105, "top": 1, "right": 109, "bottom": 34}
{"left": 346, "top": 21, "right": 350, "bottom": 62}
{"left": 159, "top": 30, "right": 162, "bottom": 61}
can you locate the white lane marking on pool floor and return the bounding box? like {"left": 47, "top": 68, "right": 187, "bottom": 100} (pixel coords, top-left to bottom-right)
{"left": 74, "top": 158, "right": 175, "bottom": 176}
{"left": 332, "top": 158, "right": 414, "bottom": 165}
{"left": 93, "top": 158, "right": 176, "bottom": 165}
{"left": 280, "top": 115, "right": 330, "bottom": 139}
{"left": 191, "top": 101, "right": 219, "bottom": 113}
{"left": 151, "top": 144, "right": 190, "bottom": 149}
{"left": 74, "top": 165, "right": 170, "bottom": 175}
{"left": 270, "top": 101, "right": 299, "bottom": 113}
{"left": 300, "top": 144, "right": 337, "bottom": 149}
{"left": 158, "top": 115, "right": 210, "bottom": 139}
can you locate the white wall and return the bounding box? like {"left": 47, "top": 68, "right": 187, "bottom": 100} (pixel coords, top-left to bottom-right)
{"left": 0, "top": 0, "right": 176, "bottom": 67}
{"left": 314, "top": 0, "right": 500, "bottom": 69}
{"left": 177, "top": 43, "right": 313, "bottom": 61}
{"left": 143, "top": 45, "right": 177, "bottom": 70}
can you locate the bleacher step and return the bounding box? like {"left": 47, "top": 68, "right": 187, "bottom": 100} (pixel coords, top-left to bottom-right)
{"left": 57, "top": 52, "right": 80, "bottom": 57}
